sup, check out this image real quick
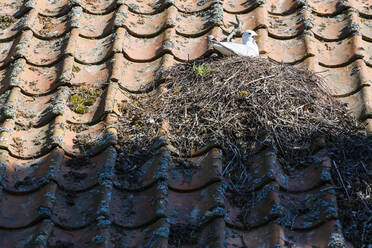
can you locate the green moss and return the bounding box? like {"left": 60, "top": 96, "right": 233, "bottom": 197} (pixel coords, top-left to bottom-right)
{"left": 74, "top": 104, "right": 86, "bottom": 114}
{"left": 70, "top": 94, "right": 84, "bottom": 105}
{"left": 84, "top": 99, "right": 94, "bottom": 106}
{"left": 0, "top": 15, "right": 14, "bottom": 30}
{"left": 68, "top": 86, "right": 101, "bottom": 114}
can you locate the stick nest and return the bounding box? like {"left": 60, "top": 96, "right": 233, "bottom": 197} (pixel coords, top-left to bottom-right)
{"left": 118, "top": 57, "right": 363, "bottom": 163}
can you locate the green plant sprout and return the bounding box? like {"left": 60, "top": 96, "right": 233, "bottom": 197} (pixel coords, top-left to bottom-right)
{"left": 193, "top": 62, "right": 211, "bottom": 77}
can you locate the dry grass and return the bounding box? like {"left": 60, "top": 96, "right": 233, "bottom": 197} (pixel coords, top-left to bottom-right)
{"left": 114, "top": 56, "right": 371, "bottom": 246}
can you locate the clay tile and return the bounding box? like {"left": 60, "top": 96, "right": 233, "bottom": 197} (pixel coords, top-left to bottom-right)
{"left": 29, "top": 35, "right": 67, "bottom": 65}
{"left": 320, "top": 60, "right": 364, "bottom": 97}
{"left": 265, "top": 35, "right": 308, "bottom": 63}
{"left": 223, "top": 0, "right": 256, "bottom": 13}
{"left": 313, "top": 13, "right": 347, "bottom": 40}
{"left": 80, "top": 11, "right": 114, "bottom": 38}
{"left": 0, "top": 119, "right": 14, "bottom": 150}
{"left": 0, "top": 183, "right": 51, "bottom": 228}
{"left": 36, "top": 0, "right": 70, "bottom": 17}
{"left": 35, "top": 14, "right": 69, "bottom": 39}
{"left": 23, "top": 8, "right": 37, "bottom": 30}
{"left": 75, "top": 34, "right": 114, "bottom": 64}
{"left": 169, "top": 148, "right": 223, "bottom": 190}
{"left": 104, "top": 82, "right": 122, "bottom": 114}
{"left": 113, "top": 144, "right": 170, "bottom": 190}
{"left": 2, "top": 148, "right": 63, "bottom": 193}
{"left": 53, "top": 185, "right": 104, "bottom": 228}
{"left": 111, "top": 219, "right": 169, "bottom": 247}
{"left": 49, "top": 86, "right": 69, "bottom": 116}
{"left": 14, "top": 29, "right": 33, "bottom": 59}
{"left": 226, "top": 220, "right": 351, "bottom": 247}
{"left": 256, "top": 28, "right": 267, "bottom": 55}
{"left": 56, "top": 147, "right": 111, "bottom": 191}
{"left": 69, "top": 62, "right": 110, "bottom": 88}
{"left": 59, "top": 55, "right": 74, "bottom": 83}
{"left": 110, "top": 53, "right": 123, "bottom": 83}
{"left": 65, "top": 28, "right": 79, "bottom": 57}
{"left": 13, "top": 90, "right": 54, "bottom": 127}
{"left": 114, "top": 4, "right": 128, "bottom": 27}
{"left": 165, "top": 5, "right": 177, "bottom": 27}
{"left": 266, "top": 0, "right": 298, "bottom": 14}
{"left": 0, "top": 0, "right": 24, "bottom": 16}
{"left": 118, "top": 56, "right": 163, "bottom": 91}
{"left": 111, "top": 184, "right": 166, "bottom": 227}
{"left": 361, "top": 17, "right": 372, "bottom": 40}
{"left": 112, "top": 27, "right": 125, "bottom": 53}
{"left": 308, "top": 0, "right": 344, "bottom": 15}
{"left": 0, "top": 221, "right": 52, "bottom": 247}
{"left": 349, "top": 0, "right": 372, "bottom": 16}
{"left": 248, "top": 147, "right": 332, "bottom": 191}
{"left": 3, "top": 87, "right": 19, "bottom": 119}
{"left": 317, "top": 36, "right": 361, "bottom": 67}
{"left": 80, "top": 0, "right": 116, "bottom": 14}
{"left": 69, "top": 6, "right": 82, "bottom": 28}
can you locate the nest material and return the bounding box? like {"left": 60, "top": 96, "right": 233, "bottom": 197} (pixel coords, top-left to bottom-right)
{"left": 116, "top": 56, "right": 371, "bottom": 246}
{"left": 119, "top": 57, "right": 362, "bottom": 161}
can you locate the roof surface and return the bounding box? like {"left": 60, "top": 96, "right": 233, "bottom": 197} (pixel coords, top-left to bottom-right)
{"left": 0, "top": 0, "right": 370, "bottom": 246}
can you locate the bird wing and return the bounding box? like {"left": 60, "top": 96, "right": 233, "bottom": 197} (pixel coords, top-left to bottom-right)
{"left": 210, "top": 41, "right": 259, "bottom": 57}
{"left": 210, "top": 41, "right": 245, "bottom": 56}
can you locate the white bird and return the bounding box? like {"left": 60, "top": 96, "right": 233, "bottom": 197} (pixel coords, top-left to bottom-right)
{"left": 208, "top": 30, "right": 259, "bottom": 57}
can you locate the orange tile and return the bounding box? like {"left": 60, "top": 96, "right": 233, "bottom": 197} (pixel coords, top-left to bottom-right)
{"left": 80, "top": 0, "right": 117, "bottom": 14}
{"left": 33, "top": 13, "right": 69, "bottom": 38}
{"left": 80, "top": 11, "right": 115, "bottom": 38}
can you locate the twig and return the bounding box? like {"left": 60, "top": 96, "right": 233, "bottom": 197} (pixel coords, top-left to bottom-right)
{"left": 332, "top": 160, "right": 350, "bottom": 200}
{"left": 226, "top": 15, "right": 242, "bottom": 42}
{"left": 360, "top": 161, "right": 369, "bottom": 174}
{"left": 358, "top": 192, "right": 371, "bottom": 212}
{"left": 222, "top": 153, "right": 236, "bottom": 176}
{"left": 237, "top": 75, "right": 275, "bottom": 89}
{"left": 361, "top": 216, "right": 372, "bottom": 245}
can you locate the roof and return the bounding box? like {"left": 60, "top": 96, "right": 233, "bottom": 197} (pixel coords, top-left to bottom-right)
{"left": 0, "top": 0, "right": 370, "bottom": 246}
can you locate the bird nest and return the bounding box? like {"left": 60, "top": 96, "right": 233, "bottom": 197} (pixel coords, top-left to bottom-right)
{"left": 116, "top": 56, "right": 371, "bottom": 246}
{"left": 118, "top": 56, "right": 363, "bottom": 163}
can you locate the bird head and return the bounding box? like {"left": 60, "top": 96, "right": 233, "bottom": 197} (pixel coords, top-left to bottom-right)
{"left": 243, "top": 30, "right": 258, "bottom": 37}
{"left": 242, "top": 30, "right": 258, "bottom": 44}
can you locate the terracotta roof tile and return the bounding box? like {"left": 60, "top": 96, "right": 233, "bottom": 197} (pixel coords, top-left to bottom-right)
{"left": 1, "top": 0, "right": 371, "bottom": 246}
{"left": 246, "top": 148, "right": 332, "bottom": 191}
{"left": 4, "top": 59, "right": 64, "bottom": 95}
{"left": 227, "top": 183, "right": 339, "bottom": 229}
{"left": 0, "top": 141, "right": 352, "bottom": 246}
{"left": 225, "top": 220, "right": 350, "bottom": 247}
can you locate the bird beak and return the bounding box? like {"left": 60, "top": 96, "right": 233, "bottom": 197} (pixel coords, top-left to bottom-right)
{"left": 253, "top": 35, "right": 260, "bottom": 41}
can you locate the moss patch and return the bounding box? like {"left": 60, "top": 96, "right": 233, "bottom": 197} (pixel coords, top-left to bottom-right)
{"left": 68, "top": 86, "right": 102, "bottom": 114}
{"left": 0, "top": 15, "right": 14, "bottom": 30}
